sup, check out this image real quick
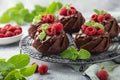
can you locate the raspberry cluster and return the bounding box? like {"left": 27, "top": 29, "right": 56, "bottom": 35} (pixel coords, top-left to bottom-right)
{"left": 59, "top": 5, "right": 76, "bottom": 16}
{"left": 0, "top": 24, "right": 22, "bottom": 38}
{"left": 91, "top": 9, "right": 111, "bottom": 22}
{"left": 81, "top": 23, "right": 105, "bottom": 36}
{"left": 41, "top": 14, "right": 54, "bottom": 23}
{"left": 38, "top": 23, "right": 63, "bottom": 36}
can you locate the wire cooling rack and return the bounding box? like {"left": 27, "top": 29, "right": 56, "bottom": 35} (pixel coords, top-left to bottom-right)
{"left": 19, "top": 35, "right": 120, "bottom": 65}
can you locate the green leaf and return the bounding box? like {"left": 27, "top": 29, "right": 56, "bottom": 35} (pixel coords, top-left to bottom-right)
{"left": 41, "top": 24, "right": 49, "bottom": 31}
{"left": 0, "top": 62, "right": 15, "bottom": 72}
{"left": 101, "top": 10, "right": 107, "bottom": 15}
{"left": 32, "top": 15, "right": 41, "bottom": 24}
{"left": 85, "top": 22, "right": 93, "bottom": 26}
{"left": 4, "top": 70, "right": 17, "bottom": 80}
{"left": 60, "top": 49, "right": 72, "bottom": 59}
{"left": 0, "top": 59, "right": 6, "bottom": 62}
{"left": 93, "top": 23, "right": 104, "bottom": 29}
{"left": 78, "top": 49, "right": 91, "bottom": 59}
{"left": 93, "top": 9, "right": 100, "bottom": 15}
{"left": 20, "top": 64, "right": 37, "bottom": 77}
{"left": 7, "top": 54, "right": 30, "bottom": 69}
{"left": 39, "top": 31, "right": 46, "bottom": 41}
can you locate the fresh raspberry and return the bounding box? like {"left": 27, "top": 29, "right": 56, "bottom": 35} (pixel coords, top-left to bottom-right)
{"left": 4, "top": 31, "right": 14, "bottom": 37}
{"left": 81, "top": 25, "right": 87, "bottom": 31}
{"left": 0, "top": 33, "right": 4, "bottom": 38}
{"left": 0, "top": 28, "right": 7, "bottom": 34}
{"left": 104, "top": 13, "right": 111, "bottom": 20}
{"left": 97, "top": 15, "right": 105, "bottom": 22}
{"left": 91, "top": 14, "right": 98, "bottom": 22}
{"left": 46, "top": 14, "right": 54, "bottom": 23}
{"left": 97, "top": 29, "right": 105, "bottom": 35}
{"left": 59, "top": 7, "right": 67, "bottom": 16}
{"left": 32, "top": 62, "right": 39, "bottom": 73}
{"left": 15, "top": 26, "right": 22, "bottom": 31}
{"left": 42, "top": 15, "right": 47, "bottom": 23}
{"left": 84, "top": 27, "right": 97, "bottom": 36}
{"left": 97, "top": 69, "right": 109, "bottom": 80}
{"left": 4, "top": 24, "right": 12, "bottom": 30}
{"left": 14, "top": 30, "right": 22, "bottom": 35}
{"left": 0, "top": 28, "right": 2, "bottom": 33}
{"left": 47, "top": 26, "right": 56, "bottom": 36}
{"left": 38, "top": 64, "right": 48, "bottom": 75}
{"left": 53, "top": 23, "right": 63, "bottom": 33}
{"left": 9, "top": 27, "right": 16, "bottom": 32}
{"left": 37, "top": 26, "right": 42, "bottom": 33}
{"left": 67, "top": 6, "right": 76, "bottom": 15}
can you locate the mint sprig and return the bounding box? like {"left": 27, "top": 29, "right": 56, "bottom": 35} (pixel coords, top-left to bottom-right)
{"left": 85, "top": 21, "right": 104, "bottom": 29}
{"left": 93, "top": 9, "right": 107, "bottom": 15}
{"left": 60, "top": 46, "right": 91, "bottom": 60}
{"left": 0, "top": 54, "right": 36, "bottom": 80}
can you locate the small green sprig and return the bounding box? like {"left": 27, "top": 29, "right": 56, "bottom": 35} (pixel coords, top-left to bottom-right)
{"left": 94, "top": 9, "right": 107, "bottom": 15}
{"left": 0, "top": 54, "right": 36, "bottom": 80}
{"left": 39, "top": 24, "right": 49, "bottom": 41}
{"left": 60, "top": 46, "right": 91, "bottom": 60}
{"left": 85, "top": 21, "right": 104, "bottom": 29}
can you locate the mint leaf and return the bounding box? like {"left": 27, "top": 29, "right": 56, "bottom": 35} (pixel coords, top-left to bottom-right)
{"left": 0, "top": 62, "right": 15, "bottom": 72}
{"left": 4, "top": 70, "right": 18, "bottom": 80}
{"left": 101, "top": 10, "right": 107, "bottom": 15}
{"left": 93, "top": 23, "right": 104, "bottom": 29}
{"left": 32, "top": 15, "right": 41, "bottom": 24}
{"left": 0, "top": 59, "right": 6, "bottom": 62}
{"left": 41, "top": 24, "right": 49, "bottom": 31}
{"left": 39, "top": 31, "right": 46, "bottom": 41}
{"left": 78, "top": 49, "right": 91, "bottom": 59}
{"left": 60, "top": 49, "right": 72, "bottom": 59}
{"left": 85, "top": 22, "right": 93, "bottom": 26}
{"left": 20, "top": 64, "right": 37, "bottom": 77}
{"left": 7, "top": 54, "right": 30, "bottom": 69}
{"left": 94, "top": 9, "right": 100, "bottom": 15}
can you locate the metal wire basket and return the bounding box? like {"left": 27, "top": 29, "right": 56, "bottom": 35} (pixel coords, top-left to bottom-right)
{"left": 19, "top": 35, "right": 120, "bottom": 65}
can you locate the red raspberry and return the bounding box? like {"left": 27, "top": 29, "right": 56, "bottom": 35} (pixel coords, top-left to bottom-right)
{"left": 67, "top": 6, "right": 76, "bottom": 16}
{"left": 38, "top": 64, "right": 48, "bottom": 75}
{"left": 0, "top": 33, "right": 4, "bottom": 38}
{"left": 42, "top": 15, "right": 47, "bottom": 23}
{"left": 4, "top": 24, "right": 12, "bottom": 30}
{"left": 91, "top": 14, "right": 98, "bottom": 22}
{"left": 9, "top": 27, "right": 16, "bottom": 32}
{"left": 53, "top": 23, "right": 63, "bottom": 33}
{"left": 46, "top": 14, "right": 54, "bottom": 23}
{"left": 84, "top": 27, "right": 97, "bottom": 36}
{"left": 32, "top": 62, "right": 39, "bottom": 73}
{"left": 15, "top": 26, "right": 22, "bottom": 31}
{"left": 81, "top": 25, "right": 87, "bottom": 31}
{"left": 97, "top": 15, "right": 105, "bottom": 22}
{"left": 4, "top": 31, "right": 14, "bottom": 37}
{"left": 0, "top": 28, "right": 7, "bottom": 34}
{"left": 97, "top": 29, "right": 105, "bottom": 35}
{"left": 37, "top": 26, "right": 42, "bottom": 33}
{"left": 14, "top": 30, "right": 22, "bottom": 35}
{"left": 47, "top": 26, "right": 56, "bottom": 36}
{"left": 104, "top": 13, "right": 111, "bottom": 20}
{"left": 59, "top": 7, "right": 67, "bottom": 16}
{"left": 97, "top": 69, "right": 109, "bottom": 80}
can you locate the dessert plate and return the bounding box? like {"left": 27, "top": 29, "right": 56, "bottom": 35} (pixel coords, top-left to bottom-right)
{"left": 19, "top": 35, "right": 120, "bottom": 65}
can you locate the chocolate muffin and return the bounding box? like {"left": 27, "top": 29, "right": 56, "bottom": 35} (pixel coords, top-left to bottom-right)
{"left": 74, "top": 22, "right": 110, "bottom": 54}
{"left": 32, "top": 23, "right": 69, "bottom": 55}
{"left": 28, "top": 14, "right": 55, "bottom": 38}
{"left": 91, "top": 9, "right": 119, "bottom": 38}
{"left": 58, "top": 5, "right": 85, "bottom": 33}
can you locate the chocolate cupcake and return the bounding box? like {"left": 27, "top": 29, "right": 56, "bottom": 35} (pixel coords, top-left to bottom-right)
{"left": 91, "top": 9, "right": 119, "bottom": 38}
{"left": 32, "top": 23, "right": 69, "bottom": 55}
{"left": 28, "top": 14, "right": 55, "bottom": 38}
{"left": 58, "top": 5, "right": 85, "bottom": 33}
{"left": 74, "top": 21, "right": 110, "bottom": 54}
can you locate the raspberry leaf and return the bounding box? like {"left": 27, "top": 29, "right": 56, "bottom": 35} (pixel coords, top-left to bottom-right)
{"left": 39, "top": 31, "right": 46, "bottom": 41}
{"left": 7, "top": 54, "right": 30, "bottom": 69}
{"left": 78, "top": 49, "right": 91, "bottom": 59}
